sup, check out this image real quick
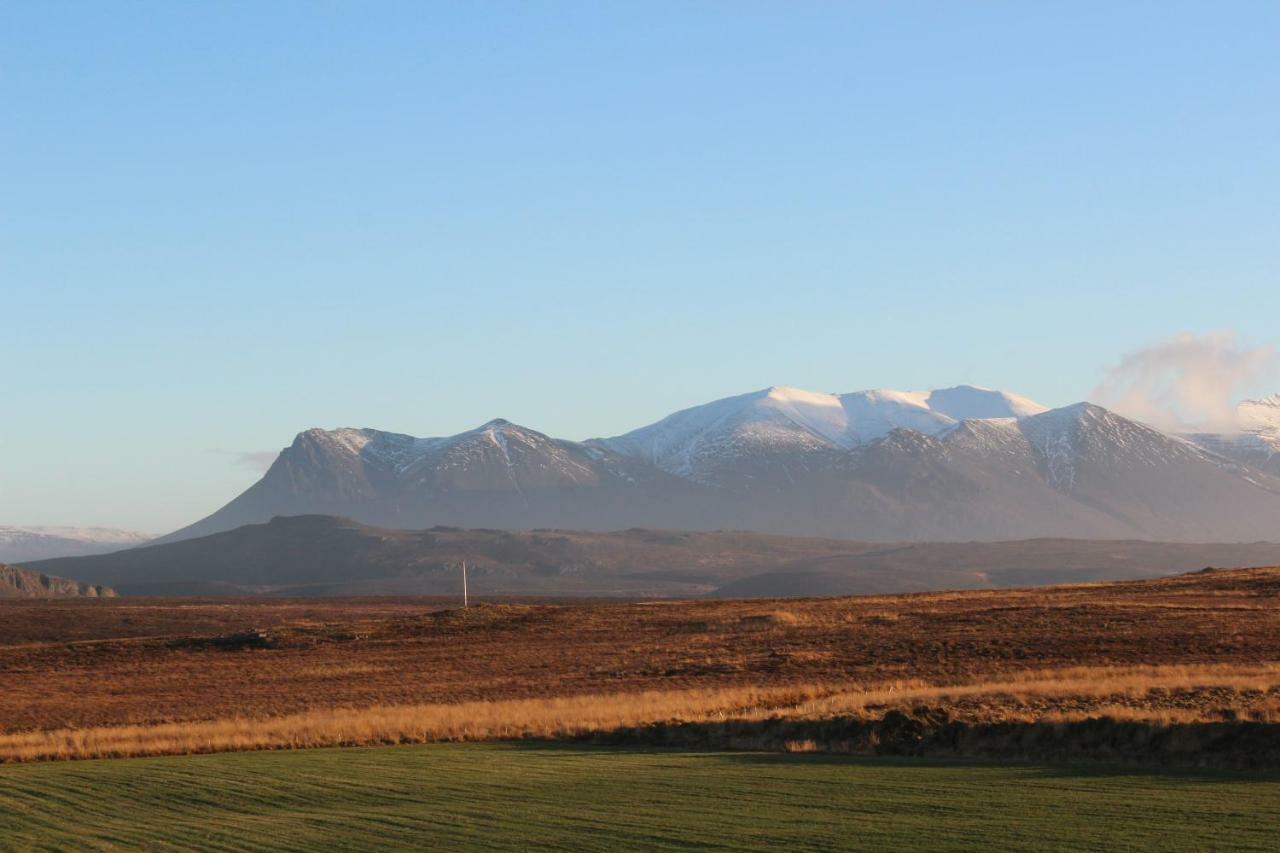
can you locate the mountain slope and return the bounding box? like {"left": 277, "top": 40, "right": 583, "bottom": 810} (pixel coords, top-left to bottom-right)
{"left": 0, "top": 564, "right": 115, "bottom": 598}
{"left": 26, "top": 515, "right": 1280, "bottom": 597}
{"left": 1187, "top": 432, "right": 1280, "bottom": 477}
{"left": 159, "top": 385, "right": 1280, "bottom": 544}
{"left": 163, "top": 420, "right": 705, "bottom": 543}
{"left": 1015, "top": 403, "right": 1280, "bottom": 540}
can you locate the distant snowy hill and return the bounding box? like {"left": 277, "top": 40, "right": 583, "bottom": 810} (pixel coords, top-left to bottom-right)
{"left": 0, "top": 526, "right": 152, "bottom": 564}
{"left": 1184, "top": 395, "right": 1280, "bottom": 477}
{"left": 159, "top": 384, "right": 1280, "bottom": 544}
{"left": 1239, "top": 394, "right": 1280, "bottom": 435}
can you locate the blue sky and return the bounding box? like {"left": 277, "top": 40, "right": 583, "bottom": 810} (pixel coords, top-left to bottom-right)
{"left": 2, "top": 1, "right": 1278, "bottom": 531}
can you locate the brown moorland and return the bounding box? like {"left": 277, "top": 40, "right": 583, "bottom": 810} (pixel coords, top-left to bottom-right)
{"left": 2, "top": 566, "right": 1279, "bottom": 763}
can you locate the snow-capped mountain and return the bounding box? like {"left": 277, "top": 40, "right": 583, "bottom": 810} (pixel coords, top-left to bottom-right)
{"left": 0, "top": 526, "right": 152, "bottom": 563}
{"left": 160, "top": 385, "right": 1280, "bottom": 544}
{"left": 593, "top": 385, "right": 1046, "bottom": 483}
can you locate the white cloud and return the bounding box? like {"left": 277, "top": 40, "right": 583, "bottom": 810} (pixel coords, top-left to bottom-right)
{"left": 1092, "top": 331, "right": 1277, "bottom": 432}
{"left": 234, "top": 450, "right": 280, "bottom": 472}
{"left": 208, "top": 449, "right": 280, "bottom": 472}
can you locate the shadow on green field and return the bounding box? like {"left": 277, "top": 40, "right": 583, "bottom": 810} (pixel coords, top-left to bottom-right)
{"left": 524, "top": 710, "right": 1280, "bottom": 771}
{"left": 504, "top": 738, "right": 1280, "bottom": 782}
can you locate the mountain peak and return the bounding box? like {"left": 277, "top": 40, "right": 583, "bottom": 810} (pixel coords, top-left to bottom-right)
{"left": 1021, "top": 401, "right": 1136, "bottom": 434}
{"left": 1051, "top": 400, "right": 1104, "bottom": 416}
{"left": 761, "top": 385, "right": 837, "bottom": 402}
{"left": 295, "top": 427, "right": 379, "bottom": 455}
{"left": 464, "top": 419, "right": 553, "bottom": 444}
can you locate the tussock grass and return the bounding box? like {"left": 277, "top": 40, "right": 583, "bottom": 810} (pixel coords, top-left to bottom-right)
{"left": 293, "top": 662, "right": 389, "bottom": 678}
{"left": 6, "top": 662, "right": 1279, "bottom": 763}
{"left": 0, "top": 686, "right": 826, "bottom": 763}
{"left": 798, "top": 663, "right": 1280, "bottom": 719}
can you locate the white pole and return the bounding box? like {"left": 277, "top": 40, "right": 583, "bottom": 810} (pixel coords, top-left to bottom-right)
{"left": 462, "top": 560, "right": 469, "bottom": 608}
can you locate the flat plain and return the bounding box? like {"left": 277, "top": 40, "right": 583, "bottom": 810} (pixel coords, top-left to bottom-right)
{"left": 3, "top": 744, "right": 1279, "bottom": 851}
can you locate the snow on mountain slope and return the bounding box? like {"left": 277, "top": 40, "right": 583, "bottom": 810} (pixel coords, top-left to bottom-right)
{"left": 594, "top": 387, "right": 847, "bottom": 479}
{"left": 279, "top": 420, "right": 624, "bottom": 486}
{"left": 596, "top": 384, "right": 1050, "bottom": 480}
{"left": 1018, "top": 403, "right": 1210, "bottom": 492}
{"left": 397, "top": 419, "right": 603, "bottom": 489}
{"left": 1186, "top": 431, "right": 1280, "bottom": 472}
{"left": 1004, "top": 402, "right": 1280, "bottom": 539}
{"left": 835, "top": 389, "right": 955, "bottom": 444}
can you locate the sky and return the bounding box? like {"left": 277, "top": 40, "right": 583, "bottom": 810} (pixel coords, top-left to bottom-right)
{"left": 2, "top": 1, "right": 1278, "bottom": 532}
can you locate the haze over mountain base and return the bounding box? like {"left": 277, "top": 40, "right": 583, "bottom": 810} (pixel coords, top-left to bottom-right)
{"left": 28, "top": 514, "right": 1280, "bottom": 598}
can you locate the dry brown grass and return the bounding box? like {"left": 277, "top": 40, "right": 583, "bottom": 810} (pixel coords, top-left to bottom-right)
{"left": 798, "top": 663, "right": 1280, "bottom": 716}
{"left": 782, "top": 739, "right": 819, "bottom": 753}
{"left": 294, "top": 662, "right": 389, "bottom": 679}
{"left": 4, "top": 662, "right": 1279, "bottom": 763}
{"left": 0, "top": 686, "right": 823, "bottom": 762}
{"left": 2, "top": 567, "right": 1279, "bottom": 762}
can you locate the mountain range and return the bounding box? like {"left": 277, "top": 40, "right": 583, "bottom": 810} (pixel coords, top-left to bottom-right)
{"left": 162, "top": 385, "right": 1280, "bottom": 544}
{"left": 27, "top": 514, "right": 1280, "bottom": 598}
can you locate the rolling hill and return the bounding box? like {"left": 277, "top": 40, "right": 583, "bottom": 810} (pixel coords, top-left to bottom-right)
{"left": 26, "top": 514, "right": 1280, "bottom": 597}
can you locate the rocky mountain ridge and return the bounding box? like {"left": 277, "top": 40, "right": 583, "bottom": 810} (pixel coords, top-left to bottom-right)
{"left": 161, "top": 385, "right": 1280, "bottom": 543}
{"left": 0, "top": 563, "right": 116, "bottom": 598}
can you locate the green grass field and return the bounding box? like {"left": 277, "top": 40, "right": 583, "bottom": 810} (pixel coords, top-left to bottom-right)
{"left": 2, "top": 744, "right": 1278, "bottom": 851}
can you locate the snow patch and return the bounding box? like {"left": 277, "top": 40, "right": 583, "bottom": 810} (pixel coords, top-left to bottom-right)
{"left": 595, "top": 383, "right": 1051, "bottom": 479}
